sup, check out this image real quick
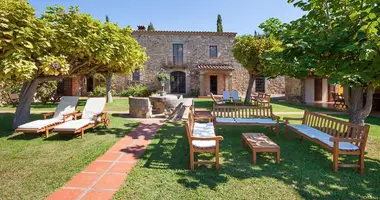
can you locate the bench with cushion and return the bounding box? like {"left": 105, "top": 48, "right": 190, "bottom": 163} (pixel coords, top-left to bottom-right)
{"left": 285, "top": 110, "right": 370, "bottom": 174}
{"left": 213, "top": 105, "right": 280, "bottom": 136}
{"left": 185, "top": 112, "right": 223, "bottom": 170}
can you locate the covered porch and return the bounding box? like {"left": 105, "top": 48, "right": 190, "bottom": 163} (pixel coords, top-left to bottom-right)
{"left": 198, "top": 64, "right": 234, "bottom": 96}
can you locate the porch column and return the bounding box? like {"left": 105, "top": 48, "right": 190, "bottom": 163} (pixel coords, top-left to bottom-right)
{"left": 228, "top": 73, "right": 232, "bottom": 92}
{"left": 199, "top": 71, "right": 205, "bottom": 96}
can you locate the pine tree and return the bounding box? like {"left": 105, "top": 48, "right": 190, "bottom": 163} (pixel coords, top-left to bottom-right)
{"left": 105, "top": 15, "right": 109, "bottom": 23}
{"left": 217, "top": 14, "right": 223, "bottom": 32}
{"left": 147, "top": 22, "right": 155, "bottom": 31}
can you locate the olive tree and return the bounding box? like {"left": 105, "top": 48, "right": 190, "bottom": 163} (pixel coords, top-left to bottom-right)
{"left": 261, "top": 0, "right": 379, "bottom": 125}
{"left": 232, "top": 35, "right": 281, "bottom": 104}
{"left": 0, "top": 1, "right": 148, "bottom": 128}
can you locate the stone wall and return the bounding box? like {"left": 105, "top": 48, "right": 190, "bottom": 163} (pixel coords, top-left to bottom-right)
{"left": 285, "top": 77, "right": 303, "bottom": 102}
{"left": 267, "top": 76, "right": 285, "bottom": 95}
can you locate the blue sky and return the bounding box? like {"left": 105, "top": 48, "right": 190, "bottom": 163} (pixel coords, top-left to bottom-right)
{"left": 29, "top": 0, "right": 304, "bottom": 35}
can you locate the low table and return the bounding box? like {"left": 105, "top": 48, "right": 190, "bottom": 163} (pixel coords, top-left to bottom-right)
{"left": 242, "top": 133, "right": 280, "bottom": 164}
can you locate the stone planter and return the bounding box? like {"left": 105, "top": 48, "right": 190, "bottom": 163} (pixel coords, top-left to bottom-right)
{"left": 129, "top": 97, "right": 152, "bottom": 118}
{"left": 149, "top": 94, "right": 182, "bottom": 114}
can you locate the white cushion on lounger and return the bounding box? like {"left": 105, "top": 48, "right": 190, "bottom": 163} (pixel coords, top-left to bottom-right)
{"left": 231, "top": 91, "right": 240, "bottom": 100}
{"left": 82, "top": 98, "right": 106, "bottom": 120}
{"left": 222, "top": 91, "right": 230, "bottom": 101}
{"left": 18, "top": 118, "right": 62, "bottom": 129}
{"left": 53, "top": 96, "right": 79, "bottom": 119}
{"left": 216, "top": 118, "right": 236, "bottom": 123}
{"left": 234, "top": 118, "right": 277, "bottom": 124}
{"left": 54, "top": 119, "right": 94, "bottom": 132}
{"left": 288, "top": 124, "right": 359, "bottom": 150}
{"left": 215, "top": 101, "right": 224, "bottom": 105}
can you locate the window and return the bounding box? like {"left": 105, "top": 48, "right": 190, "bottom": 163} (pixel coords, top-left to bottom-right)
{"left": 132, "top": 70, "right": 140, "bottom": 81}
{"left": 255, "top": 77, "right": 266, "bottom": 93}
{"left": 210, "top": 46, "right": 217, "bottom": 58}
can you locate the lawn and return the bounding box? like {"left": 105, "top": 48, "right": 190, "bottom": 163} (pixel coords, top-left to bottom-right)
{"left": 114, "top": 116, "right": 380, "bottom": 200}
{"left": 194, "top": 98, "right": 334, "bottom": 113}
{"left": 0, "top": 98, "right": 129, "bottom": 112}
{"left": 0, "top": 113, "right": 138, "bottom": 199}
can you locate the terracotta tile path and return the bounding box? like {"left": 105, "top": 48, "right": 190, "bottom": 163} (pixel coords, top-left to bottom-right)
{"left": 46, "top": 120, "right": 162, "bottom": 200}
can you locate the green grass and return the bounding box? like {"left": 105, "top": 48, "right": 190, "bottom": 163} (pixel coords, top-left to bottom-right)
{"left": 194, "top": 98, "right": 334, "bottom": 113}
{"left": 0, "top": 113, "right": 138, "bottom": 200}
{"left": 0, "top": 98, "right": 129, "bottom": 112}
{"left": 114, "top": 116, "right": 380, "bottom": 200}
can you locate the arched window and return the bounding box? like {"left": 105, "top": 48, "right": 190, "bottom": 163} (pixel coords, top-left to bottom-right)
{"left": 170, "top": 71, "right": 186, "bottom": 93}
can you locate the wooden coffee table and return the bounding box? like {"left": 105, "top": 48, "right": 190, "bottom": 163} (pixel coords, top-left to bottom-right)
{"left": 242, "top": 133, "right": 280, "bottom": 164}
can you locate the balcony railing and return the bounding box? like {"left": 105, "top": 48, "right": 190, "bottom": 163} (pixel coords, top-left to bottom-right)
{"left": 165, "top": 56, "right": 189, "bottom": 66}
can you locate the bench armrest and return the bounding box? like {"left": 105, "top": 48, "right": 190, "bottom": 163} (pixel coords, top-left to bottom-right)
{"left": 63, "top": 111, "right": 80, "bottom": 122}
{"left": 284, "top": 117, "right": 303, "bottom": 123}
{"left": 329, "top": 137, "right": 364, "bottom": 143}
{"left": 271, "top": 114, "right": 280, "bottom": 120}
{"left": 191, "top": 136, "right": 224, "bottom": 141}
{"left": 42, "top": 112, "right": 55, "bottom": 119}
{"left": 73, "top": 112, "right": 83, "bottom": 120}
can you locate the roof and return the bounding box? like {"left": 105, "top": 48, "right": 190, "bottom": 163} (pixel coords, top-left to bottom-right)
{"left": 197, "top": 64, "right": 234, "bottom": 71}
{"left": 132, "top": 30, "right": 237, "bottom": 36}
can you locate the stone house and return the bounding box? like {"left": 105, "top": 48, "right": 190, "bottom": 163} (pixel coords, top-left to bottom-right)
{"left": 113, "top": 25, "right": 285, "bottom": 97}
{"left": 59, "top": 26, "right": 286, "bottom": 97}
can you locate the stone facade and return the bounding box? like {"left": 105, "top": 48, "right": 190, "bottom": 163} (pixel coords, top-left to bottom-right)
{"left": 284, "top": 77, "right": 304, "bottom": 102}
{"left": 113, "top": 30, "right": 285, "bottom": 96}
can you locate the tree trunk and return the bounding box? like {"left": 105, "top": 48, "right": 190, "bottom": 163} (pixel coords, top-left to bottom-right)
{"left": 12, "top": 80, "right": 39, "bottom": 129}
{"left": 106, "top": 72, "right": 113, "bottom": 103}
{"left": 244, "top": 74, "right": 255, "bottom": 104}
{"left": 346, "top": 86, "right": 374, "bottom": 126}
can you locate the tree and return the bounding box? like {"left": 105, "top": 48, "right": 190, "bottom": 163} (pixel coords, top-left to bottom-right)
{"left": 217, "top": 14, "right": 223, "bottom": 32}
{"left": 147, "top": 22, "right": 155, "bottom": 31}
{"left": 261, "top": 0, "right": 380, "bottom": 125}
{"left": 0, "top": 1, "right": 148, "bottom": 128}
{"left": 232, "top": 35, "right": 281, "bottom": 104}
{"left": 105, "top": 15, "right": 113, "bottom": 103}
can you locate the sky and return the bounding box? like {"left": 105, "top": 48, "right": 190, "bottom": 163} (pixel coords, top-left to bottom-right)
{"left": 29, "top": 0, "right": 305, "bottom": 35}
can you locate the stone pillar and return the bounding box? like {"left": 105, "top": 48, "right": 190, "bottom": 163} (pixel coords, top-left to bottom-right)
{"left": 224, "top": 74, "right": 228, "bottom": 91}
{"left": 228, "top": 73, "right": 232, "bottom": 92}
{"left": 199, "top": 71, "right": 205, "bottom": 96}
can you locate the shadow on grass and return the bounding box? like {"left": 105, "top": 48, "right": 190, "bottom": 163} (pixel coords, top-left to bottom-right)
{"left": 138, "top": 122, "right": 380, "bottom": 199}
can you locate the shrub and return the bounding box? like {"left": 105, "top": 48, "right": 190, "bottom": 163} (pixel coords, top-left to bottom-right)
{"left": 119, "top": 85, "right": 151, "bottom": 97}
{"left": 36, "top": 81, "right": 58, "bottom": 104}
{"left": 156, "top": 70, "right": 170, "bottom": 83}
{"left": 189, "top": 88, "right": 200, "bottom": 97}
{"left": 89, "top": 86, "right": 106, "bottom": 97}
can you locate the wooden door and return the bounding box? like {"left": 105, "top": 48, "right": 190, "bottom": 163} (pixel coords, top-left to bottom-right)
{"left": 328, "top": 84, "right": 335, "bottom": 102}
{"left": 314, "top": 78, "right": 323, "bottom": 101}
{"left": 210, "top": 75, "right": 217, "bottom": 94}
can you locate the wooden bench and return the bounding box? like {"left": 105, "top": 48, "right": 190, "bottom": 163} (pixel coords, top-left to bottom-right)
{"left": 285, "top": 110, "right": 370, "bottom": 174}
{"left": 212, "top": 105, "right": 280, "bottom": 136}
{"left": 185, "top": 112, "right": 224, "bottom": 171}
{"left": 242, "top": 133, "right": 280, "bottom": 164}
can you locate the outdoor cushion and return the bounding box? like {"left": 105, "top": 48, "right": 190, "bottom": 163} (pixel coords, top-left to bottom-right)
{"left": 231, "top": 91, "right": 240, "bottom": 100}
{"left": 18, "top": 118, "right": 63, "bottom": 129}
{"left": 216, "top": 117, "right": 236, "bottom": 123}
{"left": 192, "top": 122, "right": 216, "bottom": 148}
{"left": 192, "top": 140, "right": 216, "bottom": 148}
{"left": 215, "top": 101, "right": 224, "bottom": 105}
{"left": 222, "top": 91, "right": 230, "bottom": 101}
{"left": 53, "top": 96, "right": 79, "bottom": 119}
{"left": 53, "top": 119, "right": 94, "bottom": 132}
{"left": 81, "top": 98, "right": 106, "bottom": 120}
{"left": 288, "top": 124, "right": 359, "bottom": 150}
{"left": 234, "top": 118, "right": 277, "bottom": 124}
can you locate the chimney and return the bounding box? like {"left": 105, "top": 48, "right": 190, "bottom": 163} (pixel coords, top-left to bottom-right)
{"left": 137, "top": 25, "right": 146, "bottom": 31}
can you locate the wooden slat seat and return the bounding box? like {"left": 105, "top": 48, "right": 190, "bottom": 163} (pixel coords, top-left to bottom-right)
{"left": 285, "top": 110, "right": 370, "bottom": 174}
{"left": 212, "top": 105, "right": 280, "bottom": 136}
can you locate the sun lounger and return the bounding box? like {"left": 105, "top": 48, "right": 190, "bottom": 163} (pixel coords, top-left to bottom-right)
{"left": 222, "top": 91, "right": 231, "bottom": 102}
{"left": 53, "top": 98, "right": 110, "bottom": 138}
{"left": 231, "top": 90, "right": 243, "bottom": 105}
{"left": 15, "top": 96, "right": 79, "bottom": 137}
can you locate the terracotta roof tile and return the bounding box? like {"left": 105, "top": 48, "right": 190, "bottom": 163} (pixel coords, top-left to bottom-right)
{"left": 132, "top": 30, "right": 237, "bottom": 36}
{"left": 198, "top": 64, "right": 234, "bottom": 70}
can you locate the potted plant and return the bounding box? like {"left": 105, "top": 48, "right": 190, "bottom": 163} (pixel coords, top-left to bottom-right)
{"left": 156, "top": 70, "right": 170, "bottom": 96}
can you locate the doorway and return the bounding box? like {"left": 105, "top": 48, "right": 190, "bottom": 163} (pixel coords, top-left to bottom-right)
{"left": 172, "top": 44, "right": 183, "bottom": 65}
{"left": 314, "top": 78, "right": 323, "bottom": 101}
{"left": 210, "top": 75, "right": 217, "bottom": 94}
{"left": 170, "top": 71, "right": 186, "bottom": 93}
